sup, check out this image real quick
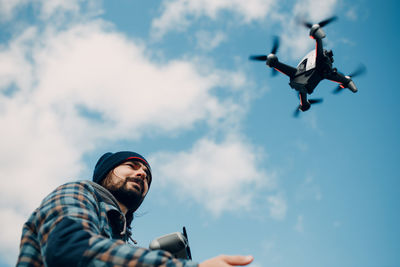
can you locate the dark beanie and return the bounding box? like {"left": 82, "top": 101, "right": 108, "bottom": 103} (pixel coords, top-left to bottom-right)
{"left": 92, "top": 151, "right": 152, "bottom": 185}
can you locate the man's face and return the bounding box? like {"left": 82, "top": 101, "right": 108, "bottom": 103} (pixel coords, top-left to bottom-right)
{"left": 102, "top": 161, "right": 150, "bottom": 211}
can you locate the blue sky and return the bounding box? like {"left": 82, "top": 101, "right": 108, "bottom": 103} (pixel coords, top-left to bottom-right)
{"left": 0, "top": 0, "right": 399, "bottom": 266}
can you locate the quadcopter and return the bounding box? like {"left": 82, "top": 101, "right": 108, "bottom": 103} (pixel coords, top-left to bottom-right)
{"left": 249, "top": 16, "right": 365, "bottom": 116}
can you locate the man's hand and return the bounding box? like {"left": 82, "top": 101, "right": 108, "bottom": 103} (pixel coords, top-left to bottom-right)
{"left": 199, "top": 255, "right": 254, "bottom": 267}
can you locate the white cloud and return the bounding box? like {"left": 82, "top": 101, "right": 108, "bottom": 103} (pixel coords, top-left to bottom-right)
{"left": 195, "top": 30, "right": 227, "bottom": 51}
{"left": 276, "top": 0, "right": 339, "bottom": 59}
{"left": 151, "top": 0, "right": 276, "bottom": 39}
{"left": 0, "top": 0, "right": 29, "bottom": 22}
{"left": 151, "top": 0, "right": 339, "bottom": 59}
{"left": 0, "top": 208, "right": 27, "bottom": 264}
{"left": 40, "top": 0, "right": 84, "bottom": 17}
{"left": 0, "top": 27, "right": 36, "bottom": 92}
{"left": 1, "top": 21, "right": 250, "bottom": 138}
{"left": 267, "top": 193, "right": 287, "bottom": 220}
{"left": 293, "top": 0, "right": 338, "bottom": 23}
{"left": 150, "top": 136, "right": 275, "bottom": 216}
{"left": 0, "top": 0, "right": 102, "bottom": 22}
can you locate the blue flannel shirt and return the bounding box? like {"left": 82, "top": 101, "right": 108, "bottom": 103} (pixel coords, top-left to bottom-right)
{"left": 16, "top": 180, "right": 198, "bottom": 267}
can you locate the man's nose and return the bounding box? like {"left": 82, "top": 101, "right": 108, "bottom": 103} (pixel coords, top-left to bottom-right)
{"left": 136, "top": 168, "right": 147, "bottom": 179}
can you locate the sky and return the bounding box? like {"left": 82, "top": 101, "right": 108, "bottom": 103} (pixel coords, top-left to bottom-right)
{"left": 0, "top": 0, "right": 399, "bottom": 266}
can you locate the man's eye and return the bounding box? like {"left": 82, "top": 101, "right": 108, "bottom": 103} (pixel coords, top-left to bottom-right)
{"left": 126, "top": 164, "right": 138, "bottom": 169}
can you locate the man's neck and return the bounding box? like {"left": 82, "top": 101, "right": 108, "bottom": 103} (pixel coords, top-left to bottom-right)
{"left": 118, "top": 201, "right": 128, "bottom": 215}
{"left": 88, "top": 181, "right": 129, "bottom": 215}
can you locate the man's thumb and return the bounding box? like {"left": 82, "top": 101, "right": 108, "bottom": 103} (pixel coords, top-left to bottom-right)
{"left": 222, "top": 255, "right": 254, "bottom": 266}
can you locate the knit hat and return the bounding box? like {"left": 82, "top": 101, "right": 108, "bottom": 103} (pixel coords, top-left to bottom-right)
{"left": 92, "top": 151, "right": 152, "bottom": 185}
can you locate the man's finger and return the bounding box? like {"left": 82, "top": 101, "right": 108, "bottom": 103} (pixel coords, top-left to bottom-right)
{"left": 221, "top": 255, "right": 254, "bottom": 266}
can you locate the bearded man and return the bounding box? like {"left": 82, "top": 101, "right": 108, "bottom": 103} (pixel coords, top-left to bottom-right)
{"left": 17, "top": 151, "right": 253, "bottom": 267}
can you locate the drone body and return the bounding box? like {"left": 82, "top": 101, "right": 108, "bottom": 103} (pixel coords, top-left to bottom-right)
{"left": 250, "top": 17, "right": 364, "bottom": 116}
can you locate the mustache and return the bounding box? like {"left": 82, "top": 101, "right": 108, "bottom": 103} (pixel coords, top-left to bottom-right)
{"left": 124, "top": 177, "right": 144, "bottom": 192}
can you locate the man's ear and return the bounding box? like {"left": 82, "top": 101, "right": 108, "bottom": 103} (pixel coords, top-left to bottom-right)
{"left": 101, "top": 171, "right": 113, "bottom": 187}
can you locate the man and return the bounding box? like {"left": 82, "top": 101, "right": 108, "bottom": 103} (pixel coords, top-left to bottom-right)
{"left": 17, "top": 151, "right": 254, "bottom": 267}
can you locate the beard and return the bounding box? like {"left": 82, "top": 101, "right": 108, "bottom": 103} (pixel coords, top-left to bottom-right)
{"left": 103, "top": 176, "right": 145, "bottom": 211}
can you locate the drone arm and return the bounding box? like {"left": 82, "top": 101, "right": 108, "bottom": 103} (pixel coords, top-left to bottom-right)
{"left": 315, "top": 38, "right": 324, "bottom": 64}
{"left": 268, "top": 59, "right": 297, "bottom": 78}
{"left": 326, "top": 71, "right": 357, "bottom": 92}
{"left": 326, "top": 71, "right": 348, "bottom": 83}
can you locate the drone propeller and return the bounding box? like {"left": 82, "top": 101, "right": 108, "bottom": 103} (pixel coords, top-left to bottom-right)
{"left": 318, "top": 16, "right": 338, "bottom": 27}
{"left": 293, "top": 98, "right": 323, "bottom": 117}
{"left": 348, "top": 64, "right": 367, "bottom": 78}
{"left": 270, "top": 36, "right": 280, "bottom": 76}
{"left": 271, "top": 36, "right": 280, "bottom": 54}
{"left": 332, "top": 64, "right": 366, "bottom": 94}
{"left": 332, "top": 86, "right": 344, "bottom": 94}
{"left": 249, "top": 36, "right": 280, "bottom": 61}
{"left": 249, "top": 55, "right": 267, "bottom": 61}
{"left": 302, "top": 21, "right": 313, "bottom": 29}
{"left": 293, "top": 108, "right": 301, "bottom": 117}
{"left": 249, "top": 36, "right": 280, "bottom": 76}
{"left": 309, "top": 98, "right": 323, "bottom": 104}
{"left": 302, "top": 16, "right": 338, "bottom": 29}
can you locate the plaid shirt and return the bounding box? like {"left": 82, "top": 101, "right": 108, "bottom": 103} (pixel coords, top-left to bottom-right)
{"left": 17, "top": 181, "right": 198, "bottom": 267}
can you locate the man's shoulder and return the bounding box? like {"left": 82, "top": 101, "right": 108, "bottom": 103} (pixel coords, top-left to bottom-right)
{"left": 42, "top": 180, "right": 98, "bottom": 204}
{"left": 54, "top": 180, "right": 96, "bottom": 192}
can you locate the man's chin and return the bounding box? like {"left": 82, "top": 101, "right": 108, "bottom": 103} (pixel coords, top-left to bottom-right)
{"left": 108, "top": 187, "right": 144, "bottom": 211}
{"left": 125, "top": 183, "right": 143, "bottom": 195}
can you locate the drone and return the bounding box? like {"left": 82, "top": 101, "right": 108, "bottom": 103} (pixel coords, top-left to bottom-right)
{"left": 249, "top": 16, "right": 365, "bottom": 116}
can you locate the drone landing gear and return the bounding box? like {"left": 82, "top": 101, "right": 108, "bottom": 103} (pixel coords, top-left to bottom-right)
{"left": 294, "top": 92, "right": 323, "bottom": 117}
